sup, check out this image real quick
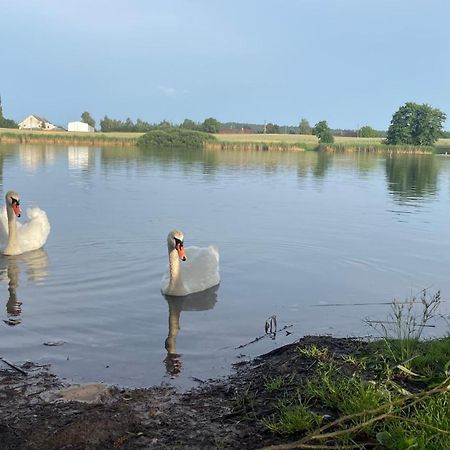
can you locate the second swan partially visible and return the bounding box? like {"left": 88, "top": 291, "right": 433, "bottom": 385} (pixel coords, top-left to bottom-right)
{"left": 161, "top": 230, "right": 220, "bottom": 297}
{"left": 0, "top": 191, "right": 51, "bottom": 256}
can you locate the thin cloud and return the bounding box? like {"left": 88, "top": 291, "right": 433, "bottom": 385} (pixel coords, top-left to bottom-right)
{"left": 157, "top": 85, "right": 177, "bottom": 98}
{"left": 157, "top": 86, "right": 191, "bottom": 98}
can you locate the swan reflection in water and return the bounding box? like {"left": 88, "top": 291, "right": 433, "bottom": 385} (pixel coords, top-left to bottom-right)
{"left": 164, "top": 285, "right": 218, "bottom": 377}
{"left": 0, "top": 248, "right": 49, "bottom": 326}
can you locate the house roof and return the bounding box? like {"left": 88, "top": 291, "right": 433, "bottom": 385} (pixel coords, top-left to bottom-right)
{"left": 20, "top": 114, "right": 52, "bottom": 123}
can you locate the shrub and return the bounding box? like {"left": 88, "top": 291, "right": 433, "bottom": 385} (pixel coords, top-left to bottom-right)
{"left": 137, "top": 128, "right": 216, "bottom": 148}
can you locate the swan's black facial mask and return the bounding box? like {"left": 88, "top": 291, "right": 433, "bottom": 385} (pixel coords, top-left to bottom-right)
{"left": 11, "top": 198, "right": 21, "bottom": 218}
{"left": 174, "top": 237, "right": 186, "bottom": 261}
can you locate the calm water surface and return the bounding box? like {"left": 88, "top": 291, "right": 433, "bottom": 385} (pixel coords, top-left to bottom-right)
{"left": 0, "top": 144, "right": 449, "bottom": 388}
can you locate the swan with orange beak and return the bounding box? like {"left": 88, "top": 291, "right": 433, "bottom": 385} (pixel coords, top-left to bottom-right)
{"left": 1, "top": 191, "right": 50, "bottom": 256}
{"left": 161, "top": 229, "right": 220, "bottom": 297}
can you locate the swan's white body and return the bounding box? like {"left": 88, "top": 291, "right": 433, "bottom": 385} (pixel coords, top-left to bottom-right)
{"left": 0, "top": 191, "right": 50, "bottom": 256}
{"left": 161, "top": 230, "right": 220, "bottom": 297}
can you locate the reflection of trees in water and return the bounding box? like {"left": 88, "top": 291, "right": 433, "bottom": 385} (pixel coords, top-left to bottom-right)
{"left": 313, "top": 152, "right": 333, "bottom": 178}
{"left": 100, "top": 147, "right": 309, "bottom": 176}
{"left": 353, "top": 152, "right": 380, "bottom": 175}
{"left": 1, "top": 249, "right": 49, "bottom": 326}
{"left": 385, "top": 154, "right": 439, "bottom": 201}
{"left": 163, "top": 286, "right": 218, "bottom": 377}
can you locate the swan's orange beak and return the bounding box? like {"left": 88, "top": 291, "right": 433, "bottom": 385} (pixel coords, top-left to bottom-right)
{"left": 176, "top": 243, "right": 187, "bottom": 261}
{"left": 12, "top": 203, "right": 21, "bottom": 218}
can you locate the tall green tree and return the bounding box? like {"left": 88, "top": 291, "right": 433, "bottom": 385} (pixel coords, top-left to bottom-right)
{"left": 386, "top": 102, "right": 446, "bottom": 145}
{"left": 358, "top": 125, "right": 380, "bottom": 138}
{"left": 201, "top": 117, "right": 221, "bottom": 133}
{"left": 298, "top": 118, "right": 312, "bottom": 135}
{"left": 313, "top": 120, "right": 334, "bottom": 143}
{"left": 180, "top": 118, "right": 199, "bottom": 130}
{"left": 81, "top": 111, "right": 96, "bottom": 129}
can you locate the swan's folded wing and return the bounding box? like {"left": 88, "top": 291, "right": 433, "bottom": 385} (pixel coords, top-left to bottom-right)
{"left": 0, "top": 207, "right": 9, "bottom": 246}
{"left": 17, "top": 208, "right": 51, "bottom": 253}
{"left": 182, "top": 245, "right": 220, "bottom": 294}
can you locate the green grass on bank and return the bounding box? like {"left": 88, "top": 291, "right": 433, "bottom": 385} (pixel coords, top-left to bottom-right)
{"left": 235, "top": 291, "right": 450, "bottom": 449}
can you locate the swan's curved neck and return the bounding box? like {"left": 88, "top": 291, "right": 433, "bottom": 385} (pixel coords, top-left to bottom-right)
{"left": 4, "top": 204, "right": 19, "bottom": 255}
{"left": 168, "top": 247, "right": 184, "bottom": 294}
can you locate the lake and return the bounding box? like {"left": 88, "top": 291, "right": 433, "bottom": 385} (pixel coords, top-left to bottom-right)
{"left": 0, "top": 143, "right": 449, "bottom": 388}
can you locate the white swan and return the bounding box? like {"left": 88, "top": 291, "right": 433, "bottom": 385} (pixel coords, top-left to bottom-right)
{"left": 161, "top": 230, "right": 220, "bottom": 297}
{"left": 0, "top": 191, "right": 51, "bottom": 256}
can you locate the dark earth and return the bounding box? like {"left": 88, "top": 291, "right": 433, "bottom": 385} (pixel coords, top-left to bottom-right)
{"left": 1, "top": 336, "right": 366, "bottom": 450}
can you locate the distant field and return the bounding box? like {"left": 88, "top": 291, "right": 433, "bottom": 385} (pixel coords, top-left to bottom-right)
{"left": 216, "top": 133, "right": 450, "bottom": 146}
{"left": 436, "top": 138, "right": 450, "bottom": 146}
{"left": 215, "top": 133, "right": 385, "bottom": 145}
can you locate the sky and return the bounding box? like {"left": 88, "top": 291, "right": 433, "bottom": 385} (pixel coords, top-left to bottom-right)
{"left": 1, "top": 0, "right": 449, "bottom": 130}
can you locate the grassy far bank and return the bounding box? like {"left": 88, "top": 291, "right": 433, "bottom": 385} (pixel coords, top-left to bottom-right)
{"left": 1, "top": 128, "right": 449, "bottom": 152}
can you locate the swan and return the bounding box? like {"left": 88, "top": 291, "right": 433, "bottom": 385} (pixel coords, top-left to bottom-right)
{"left": 0, "top": 191, "right": 51, "bottom": 256}
{"left": 161, "top": 230, "right": 220, "bottom": 297}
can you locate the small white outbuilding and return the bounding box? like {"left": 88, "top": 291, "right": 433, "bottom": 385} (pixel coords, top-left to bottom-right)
{"left": 68, "top": 121, "right": 95, "bottom": 132}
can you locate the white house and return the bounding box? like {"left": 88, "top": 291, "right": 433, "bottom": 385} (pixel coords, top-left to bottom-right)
{"left": 18, "top": 115, "right": 56, "bottom": 130}
{"left": 67, "top": 121, "right": 94, "bottom": 132}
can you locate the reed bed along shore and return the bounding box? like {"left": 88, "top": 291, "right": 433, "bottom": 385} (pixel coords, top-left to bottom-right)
{"left": 1, "top": 129, "right": 447, "bottom": 153}
{"left": 0, "top": 129, "right": 140, "bottom": 146}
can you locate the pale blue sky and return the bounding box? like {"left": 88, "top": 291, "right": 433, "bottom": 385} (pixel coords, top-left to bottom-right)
{"left": 1, "top": 0, "right": 449, "bottom": 130}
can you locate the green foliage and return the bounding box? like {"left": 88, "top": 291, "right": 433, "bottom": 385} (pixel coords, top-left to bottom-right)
{"left": 262, "top": 396, "right": 321, "bottom": 434}
{"left": 81, "top": 111, "right": 96, "bottom": 128}
{"left": 137, "top": 128, "right": 216, "bottom": 148}
{"left": 359, "top": 125, "right": 380, "bottom": 138}
{"left": 375, "top": 391, "right": 450, "bottom": 450}
{"left": 201, "top": 117, "right": 221, "bottom": 133}
{"left": 386, "top": 102, "right": 446, "bottom": 145}
{"left": 265, "top": 122, "right": 280, "bottom": 134}
{"left": 304, "top": 363, "right": 390, "bottom": 416}
{"left": 298, "top": 118, "right": 312, "bottom": 135}
{"left": 0, "top": 96, "right": 18, "bottom": 128}
{"left": 411, "top": 337, "right": 450, "bottom": 379}
{"left": 366, "top": 290, "right": 442, "bottom": 367}
{"left": 296, "top": 344, "right": 329, "bottom": 358}
{"left": 232, "top": 384, "right": 257, "bottom": 420}
{"left": 100, "top": 115, "right": 159, "bottom": 132}
{"left": 99, "top": 115, "right": 221, "bottom": 133}
{"left": 0, "top": 117, "right": 18, "bottom": 128}
{"left": 313, "top": 120, "right": 334, "bottom": 143}
{"left": 263, "top": 374, "right": 294, "bottom": 392}
{"left": 180, "top": 118, "right": 199, "bottom": 130}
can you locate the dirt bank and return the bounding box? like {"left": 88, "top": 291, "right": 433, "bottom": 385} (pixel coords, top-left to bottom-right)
{"left": 0, "top": 336, "right": 369, "bottom": 450}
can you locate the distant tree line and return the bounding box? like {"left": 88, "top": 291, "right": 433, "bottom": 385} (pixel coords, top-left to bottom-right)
{"left": 99, "top": 116, "right": 221, "bottom": 133}
{"left": 2, "top": 97, "right": 447, "bottom": 145}
{"left": 95, "top": 108, "right": 447, "bottom": 145}
{"left": 0, "top": 96, "right": 18, "bottom": 128}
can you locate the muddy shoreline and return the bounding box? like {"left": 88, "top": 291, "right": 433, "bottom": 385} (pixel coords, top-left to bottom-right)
{"left": 0, "top": 336, "right": 368, "bottom": 450}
